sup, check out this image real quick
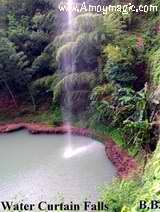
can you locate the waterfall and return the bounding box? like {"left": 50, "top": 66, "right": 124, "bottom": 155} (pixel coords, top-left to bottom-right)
{"left": 68, "top": 0, "right": 74, "bottom": 28}
{"left": 63, "top": 0, "right": 75, "bottom": 154}
{"left": 63, "top": 0, "right": 74, "bottom": 125}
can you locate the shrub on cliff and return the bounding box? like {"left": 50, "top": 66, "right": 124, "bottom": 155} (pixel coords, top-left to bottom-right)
{"left": 100, "top": 141, "right": 160, "bottom": 212}
{"left": 100, "top": 179, "right": 141, "bottom": 212}
{"left": 149, "top": 47, "right": 160, "bottom": 85}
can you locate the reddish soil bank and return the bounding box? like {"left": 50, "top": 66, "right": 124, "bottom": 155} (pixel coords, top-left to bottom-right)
{"left": 0, "top": 123, "right": 139, "bottom": 178}
{"left": 105, "top": 139, "right": 139, "bottom": 178}
{"left": 0, "top": 93, "right": 18, "bottom": 111}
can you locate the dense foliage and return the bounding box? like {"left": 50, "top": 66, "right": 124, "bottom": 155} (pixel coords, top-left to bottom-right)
{"left": 0, "top": 0, "right": 159, "bottom": 149}
{"left": 0, "top": 0, "right": 58, "bottom": 109}
{"left": 1, "top": 0, "right": 160, "bottom": 210}
{"left": 0, "top": 0, "right": 160, "bottom": 212}
{"left": 100, "top": 142, "right": 160, "bottom": 212}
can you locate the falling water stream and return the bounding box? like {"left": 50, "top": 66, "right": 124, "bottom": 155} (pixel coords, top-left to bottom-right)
{"left": 62, "top": 0, "right": 75, "bottom": 153}
{"left": 68, "top": 0, "right": 74, "bottom": 28}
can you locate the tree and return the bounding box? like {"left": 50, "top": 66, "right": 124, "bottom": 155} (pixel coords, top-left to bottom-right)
{"left": 0, "top": 37, "right": 36, "bottom": 109}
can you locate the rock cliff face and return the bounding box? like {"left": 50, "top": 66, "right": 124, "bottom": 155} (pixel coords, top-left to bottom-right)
{"left": 0, "top": 123, "right": 139, "bottom": 178}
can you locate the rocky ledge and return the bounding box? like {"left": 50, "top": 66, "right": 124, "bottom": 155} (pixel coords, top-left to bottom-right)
{"left": 0, "top": 123, "right": 139, "bottom": 178}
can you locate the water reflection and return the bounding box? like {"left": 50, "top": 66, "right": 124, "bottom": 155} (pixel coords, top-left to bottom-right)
{"left": 63, "top": 143, "right": 95, "bottom": 159}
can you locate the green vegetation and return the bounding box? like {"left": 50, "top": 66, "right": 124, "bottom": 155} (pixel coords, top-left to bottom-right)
{"left": 100, "top": 142, "right": 160, "bottom": 212}
{"left": 1, "top": 0, "right": 160, "bottom": 211}
{"left": 0, "top": 0, "right": 152, "bottom": 150}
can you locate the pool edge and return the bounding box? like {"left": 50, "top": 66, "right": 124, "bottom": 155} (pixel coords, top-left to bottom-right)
{"left": 0, "top": 123, "right": 139, "bottom": 179}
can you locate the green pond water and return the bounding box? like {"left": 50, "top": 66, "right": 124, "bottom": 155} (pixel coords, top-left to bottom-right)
{"left": 0, "top": 130, "right": 116, "bottom": 204}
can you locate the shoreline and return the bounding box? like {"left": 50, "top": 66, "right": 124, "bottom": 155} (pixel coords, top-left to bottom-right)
{"left": 0, "top": 123, "right": 139, "bottom": 178}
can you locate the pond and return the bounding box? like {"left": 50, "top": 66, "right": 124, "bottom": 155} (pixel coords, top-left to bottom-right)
{"left": 0, "top": 130, "right": 116, "bottom": 204}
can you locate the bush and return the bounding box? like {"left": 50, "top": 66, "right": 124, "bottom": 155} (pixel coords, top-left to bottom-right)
{"left": 89, "top": 85, "right": 150, "bottom": 151}
{"left": 149, "top": 48, "right": 160, "bottom": 85}
{"left": 52, "top": 106, "right": 63, "bottom": 125}
{"left": 99, "top": 142, "right": 160, "bottom": 211}
{"left": 104, "top": 62, "right": 136, "bottom": 87}
{"left": 100, "top": 179, "right": 141, "bottom": 212}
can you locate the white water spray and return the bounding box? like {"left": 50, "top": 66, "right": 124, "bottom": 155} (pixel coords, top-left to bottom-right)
{"left": 63, "top": 0, "right": 74, "bottom": 151}
{"left": 68, "top": 0, "right": 74, "bottom": 28}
